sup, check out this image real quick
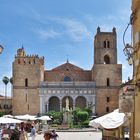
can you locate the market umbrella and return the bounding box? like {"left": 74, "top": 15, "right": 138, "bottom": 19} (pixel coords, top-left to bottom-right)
{"left": 15, "top": 114, "right": 37, "bottom": 121}
{"left": 89, "top": 109, "right": 126, "bottom": 129}
{"left": 0, "top": 117, "right": 23, "bottom": 124}
{"left": 3, "top": 114, "right": 14, "bottom": 118}
{"left": 37, "top": 115, "right": 51, "bottom": 121}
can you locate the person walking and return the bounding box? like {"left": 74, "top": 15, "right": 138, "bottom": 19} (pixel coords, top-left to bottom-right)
{"left": 30, "top": 126, "right": 36, "bottom": 140}
{"left": 44, "top": 131, "right": 52, "bottom": 140}
{"left": 19, "top": 127, "right": 28, "bottom": 140}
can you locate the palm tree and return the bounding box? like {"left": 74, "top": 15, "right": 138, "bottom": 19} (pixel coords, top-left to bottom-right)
{"left": 2, "top": 76, "right": 9, "bottom": 114}
{"left": 10, "top": 77, "right": 13, "bottom": 97}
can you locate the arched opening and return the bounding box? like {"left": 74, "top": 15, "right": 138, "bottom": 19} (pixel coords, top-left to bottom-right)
{"left": 104, "top": 55, "right": 110, "bottom": 64}
{"left": 64, "top": 76, "right": 71, "bottom": 81}
{"left": 62, "top": 96, "right": 73, "bottom": 109}
{"left": 75, "top": 96, "right": 86, "bottom": 109}
{"left": 48, "top": 96, "right": 60, "bottom": 112}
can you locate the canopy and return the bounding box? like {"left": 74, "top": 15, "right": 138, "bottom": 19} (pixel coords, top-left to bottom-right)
{"left": 3, "top": 114, "right": 14, "bottom": 118}
{"left": 15, "top": 114, "right": 37, "bottom": 121}
{"left": 89, "top": 109, "right": 126, "bottom": 129}
{"left": 37, "top": 115, "right": 51, "bottom": 121}
{"left": 0, "top": 117, "right": 23, "bottom": 124}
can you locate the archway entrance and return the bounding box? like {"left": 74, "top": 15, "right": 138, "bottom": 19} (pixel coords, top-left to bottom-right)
{"left": 75, "top": 96, "right": 86, "bottom": 109}
{"left": 48, "top": 96, "right": 60, "bottom": 111}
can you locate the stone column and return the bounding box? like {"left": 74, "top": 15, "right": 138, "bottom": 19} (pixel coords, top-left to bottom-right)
{"left": 73, "top": 99, "right": 75, "bottom": 110}
{"left": 60, "top": 99, "right": 62, "bottom": 111}
{"left": 40, "top": 96, "right": 43, "bottom": 114}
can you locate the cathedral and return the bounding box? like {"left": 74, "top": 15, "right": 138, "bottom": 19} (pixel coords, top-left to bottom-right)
{"left": 12, "top": 27, "right": 122, "bottom": 116}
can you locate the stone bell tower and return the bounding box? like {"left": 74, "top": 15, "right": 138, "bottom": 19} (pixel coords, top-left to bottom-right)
{"left": 12, "top": 47, "right": 44, "bottom": 115}
{"left": 92, "top": 27, "right": 122, "bottom": 116}
{"left": 94, "top": 26, "right": 117, "bottom": 65}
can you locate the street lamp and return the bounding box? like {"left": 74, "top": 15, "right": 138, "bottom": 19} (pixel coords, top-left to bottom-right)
{"left": 0, "top": 45, "right": 4, "bottom": 54}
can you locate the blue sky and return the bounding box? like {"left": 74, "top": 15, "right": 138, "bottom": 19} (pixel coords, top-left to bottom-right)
{"left": 0, "top": 0, "right": 132, "bottom": 96}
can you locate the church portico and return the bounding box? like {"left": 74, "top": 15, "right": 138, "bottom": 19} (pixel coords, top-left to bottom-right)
{"left": 39, "top": 81, "right": 96, "bottom": 114}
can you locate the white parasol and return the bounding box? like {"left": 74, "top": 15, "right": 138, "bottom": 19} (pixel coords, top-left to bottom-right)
{"left": 37, "top": 115, "right": 51, "bottom": 121}
{"left": 0, "top": 117, "right": 23, "bottom": 124}
{"left": 89, "top": 109, "right": 127, "bottom": 129}
{"left": 15, "top": 114, "right": 37, "bottom": 121}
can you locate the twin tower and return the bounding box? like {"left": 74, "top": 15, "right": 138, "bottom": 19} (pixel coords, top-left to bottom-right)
{"left": 12, "top": 27, "right": 122, "bottom": 116}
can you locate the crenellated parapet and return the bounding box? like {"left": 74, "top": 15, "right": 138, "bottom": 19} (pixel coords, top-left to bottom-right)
{"left": 14, "top": 47, "right": 44, "bottom": 65}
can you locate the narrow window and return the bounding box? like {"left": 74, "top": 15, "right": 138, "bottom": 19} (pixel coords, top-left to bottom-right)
{"left": 106, "top": 97, "right": 110, "bottom": 102}
{"left": 26, "top": 94, "right": 27, "bottom": 102}
{"left": 106, "top": 107, "right": 110, "bottom": 113}
{"left": 18, "top": 59, "right": 20, "bottom": 64}
{"left": 28, "top": 104, "right": 29, "bottom": 111}
{"left": 25, "top": 78, "right": 28, "bottom": 87}
{"left": 107, "top": 78, "right": 110, "bottom": 86}
{"left": 107, "top": 41, "right": 110, "bottom": 48}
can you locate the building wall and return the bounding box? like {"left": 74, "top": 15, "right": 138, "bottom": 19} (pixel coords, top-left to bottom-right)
{"left": 131, "top": 0, "right": 140, "bottom": 139}
{"left": 0, "top": 96, "right": 12, "bottom": 114}
{"left": 45, "top": 70, "right": 91, "bottom": 81}
{"left": 12, "top": 48, "right": 44, "bottom": 115}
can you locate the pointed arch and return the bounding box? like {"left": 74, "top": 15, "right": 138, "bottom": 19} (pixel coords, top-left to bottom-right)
{"left": 104, "top": 55, "right": 110, "bottom": 64}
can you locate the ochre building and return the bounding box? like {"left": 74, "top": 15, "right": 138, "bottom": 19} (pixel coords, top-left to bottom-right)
{"left": 12, "top": 27, "right": 122, "bottom": 116}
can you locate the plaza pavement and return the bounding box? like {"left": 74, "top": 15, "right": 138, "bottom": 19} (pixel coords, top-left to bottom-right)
{"left": 28, "top": 130, "right": 102, "bottom": 140}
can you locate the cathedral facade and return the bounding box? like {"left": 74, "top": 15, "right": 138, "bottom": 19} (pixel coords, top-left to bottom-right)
{"left": 12, "top": 27, "right": 122, "bottom": 116}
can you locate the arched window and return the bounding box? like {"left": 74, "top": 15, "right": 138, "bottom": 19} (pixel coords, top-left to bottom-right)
{"left": 107, "top": 41, "right": 110, "bottom": 48}
{"left": 103, "top": 41, "right": 106, "bottom": 48}
{"left": 64, "top": 76, "right": 71, "bottom": 81}
{"left": 103, "top": 40, "right": 110, "bottom": 48}
{"left": 104, "top": 55, "right": 110, "bottom": 64}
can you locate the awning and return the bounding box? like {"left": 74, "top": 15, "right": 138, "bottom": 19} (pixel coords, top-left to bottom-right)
{"left": 89, "top": 109, "right": 127, "bottom": 129}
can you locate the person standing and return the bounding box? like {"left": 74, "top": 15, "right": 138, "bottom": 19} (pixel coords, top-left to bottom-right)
{"left": 51, "top": 130, "right": 58, "bottom": 140}
{"left": 30, "top": 126, "right": 36, "bottom": 140}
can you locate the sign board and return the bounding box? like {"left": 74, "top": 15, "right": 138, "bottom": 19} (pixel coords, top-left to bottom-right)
{"left": 119, "top": 85, "right": 135, "bottom": 113}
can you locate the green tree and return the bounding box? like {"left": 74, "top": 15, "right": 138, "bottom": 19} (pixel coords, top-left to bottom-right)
{"left": 72, "top": 107, "right": 81, "bottom": 125}
{"left": 77, "top": 111, "right": 89, "bottom": 122}
{"left": 46, "top": 111, "right": 63, "bottom": 125}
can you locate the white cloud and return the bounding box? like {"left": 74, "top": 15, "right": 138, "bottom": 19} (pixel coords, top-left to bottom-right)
{"left": 48, "top": 17, "right": 92, "bottom": 42}
{"left": 38, "top": 29, "right": 60, "bottom": 40}
{"left": 61, "top": 18, "right": 92, "bottom": 42}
